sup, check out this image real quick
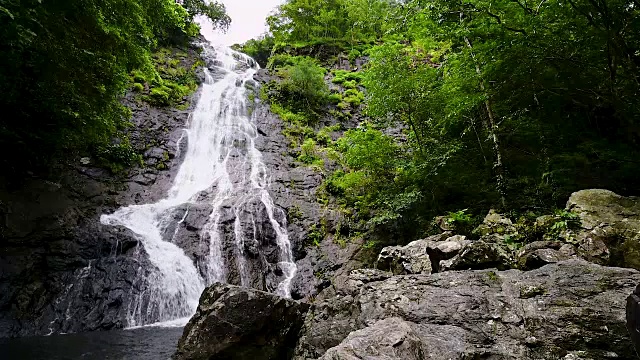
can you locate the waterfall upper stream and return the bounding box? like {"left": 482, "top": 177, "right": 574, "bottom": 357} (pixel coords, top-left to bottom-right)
{"left": 100, "top": 45, "right": 296, "bottom": 328}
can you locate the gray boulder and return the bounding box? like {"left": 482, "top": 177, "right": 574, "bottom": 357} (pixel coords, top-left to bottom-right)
{"left": 319, "top": 317, "right": 469, "bottom": 360}
{"left": 294, "top": 260, "right": 639, "bottom": 360}
{"left": 474, "top": 209, "right": 517, "bottom": 238}
{"left": 318, "top": 318, "right": 425, "bottom": 360}
{"left": 440, "top": 240, "right": 515, "bottom": 271}
{"left": 567, "top": 189, "right": 640, "bottom": 231}
{"left": 568, "top": 189, "right": 640, "bottom": 270}
{"left": 377, "top": 240, "right": 434, "bottom": 275}
{"left": 517, "top": 241, "right": 573, "bottom": 270}
{"left": 175, "top": 283, "right": 309, "bottom": 360}
{"left": 376, "top": 234, "right": 470, "bottom": 275}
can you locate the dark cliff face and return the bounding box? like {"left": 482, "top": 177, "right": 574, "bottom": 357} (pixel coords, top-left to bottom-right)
{"left": 0, "top": 45, "right": 202, "bottom": 337}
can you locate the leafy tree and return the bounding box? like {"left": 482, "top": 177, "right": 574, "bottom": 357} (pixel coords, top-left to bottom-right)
{"left": 248, "top": 0, "right": 640, "bottom": 244}
{"left": 232, "top": 34, "right": 275, "bottom": 68}
{"left": 265, "top": 56, "right": 329, "bottom": 120}
{"left": 0, "top": 0, "right": 230, "bottom": 174}
{"left": 267, "top": 0, "right": 399, "bottom": 48}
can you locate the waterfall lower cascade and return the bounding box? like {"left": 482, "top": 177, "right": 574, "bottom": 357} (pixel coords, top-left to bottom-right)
{"left": 101, "top": 45, "right": 296, "bottom": 328}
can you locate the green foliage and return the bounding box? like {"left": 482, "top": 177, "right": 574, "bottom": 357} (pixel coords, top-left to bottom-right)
{"left": 342, "top": 80, "right": 357, "bottom": 89}
{"left": 306, "top": 223, "right": 327, "bottom": 247}
{"left": 315, "top": 0, "right": 640, "bottom": 244}
{"left": 148, "top": 87, "right": 171, "bottom": 106}
{"left": 273, "top": 56, "right": 330, "bottom": 117}
{"left": 182, "top": 0, "right": 230, "bottom": 30}
{"left": 343, "top": 89, "right": 364, "bottom": 106}
{"left": 233, "top": 35, "right": 275, "bottom": 68}
{"left": 331, "top": 70, "right": 363, "bottom": 84}
{"left": 321, "top": 125, "right": 427, "bottom": 237}
{"left": 298, "top": 138, "right": 324, "bottom": 169}
{"left": 138, "top": 48, "right": 202, "bottom": 107}
{"left": 287, "top": 205, "right": 304, "bottom": 220}
{"left": 262, "top": 55, "right": 332, "bottom": 160}
{"left": 348, "top": 49, "right": 361, "bottom": 63}
{"left": 267, "top": 0, "right": 400, "bottom": 49}
{"left": 263, "top": 55, "right": 329, "bottom": 132}
{"left": 445, "top": 209, "right": 477, "bottom": 237}
{"left": 328, "top": 93, "right": 343, "bottom": 104}
{"left": 547, "top": 210, "right": 581, "bottom": 240}
{"left": 316, "top": 124, "right": 341, "bottom": 146}
{"left": 95, "top": 138, "right": 143, "bottom": 173}
{"left": 0, "top": 0, "right": 230, "bottom": 173}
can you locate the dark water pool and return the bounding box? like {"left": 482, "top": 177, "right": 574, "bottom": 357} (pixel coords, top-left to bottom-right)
{"left": 0, "top": 327, "right": 183, "bottom": 359}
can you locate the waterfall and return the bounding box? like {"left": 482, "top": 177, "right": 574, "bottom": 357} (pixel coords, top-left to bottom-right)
{"left": 100, "top": 45, "right": 296, "bottom": 328}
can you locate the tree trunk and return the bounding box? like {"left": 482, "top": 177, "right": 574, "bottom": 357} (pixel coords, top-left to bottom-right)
{"left": 465, "top": 38, "right": 507, "bottom": 208}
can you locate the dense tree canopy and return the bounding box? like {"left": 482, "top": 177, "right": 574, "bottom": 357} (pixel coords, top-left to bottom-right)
{"left": 0, "top": 0, "right": 229, "bottom": 173}
{"left": 245, "top": 0, "right": 640, "bottom": 243}
{"left": 267, "top": 0, "right": 398, "bottom": 47}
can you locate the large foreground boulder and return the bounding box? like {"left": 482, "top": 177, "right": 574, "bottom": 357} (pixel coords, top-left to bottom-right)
{"left": 318, "top": 317, "right": 467, "bottom": 360}
{"left": 174, "top": 283, "right": 309, "bottom": 360}
{"left": 294, "top": 260, "right": 639, "bottom": 360}
{"left": 568, "top": 189, "right": 640, "bottom": 270}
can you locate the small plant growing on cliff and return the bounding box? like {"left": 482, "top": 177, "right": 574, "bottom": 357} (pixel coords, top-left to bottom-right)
{"left": 287, "top": 205, "right": 303, "bottom": 221}
{"left": 363, "top": 240, "right": 377, "bottom": 249}
{"left": 307, "top": 223, "right": 326, "bottom": 247}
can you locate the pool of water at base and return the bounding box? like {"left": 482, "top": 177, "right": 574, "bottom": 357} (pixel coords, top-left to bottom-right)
{"left": 0, "top": 326, "right": 183, "bottom": 359}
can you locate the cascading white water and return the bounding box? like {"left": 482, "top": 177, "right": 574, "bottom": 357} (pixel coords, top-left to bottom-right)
{"left": 100, "top": 45, "right": 296, "bottom": 328}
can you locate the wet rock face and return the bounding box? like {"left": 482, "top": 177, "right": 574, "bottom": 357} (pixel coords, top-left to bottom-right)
{"left": 251, "top": 98, "right": 330, "bottom": 300}
{"left": 628, "top": 284, "right": 640, "bottom": 353}
{"left": 0, "top": 44, "right": 203, "bottom": 337}
{"left": 294, "top": 260, "right": 640, "bottom": 360}
{"left": 174, "top": 283, "right": 309, "bottom": 360}
{"left": 0, "top": 188, "right": 154, "bottom": 337}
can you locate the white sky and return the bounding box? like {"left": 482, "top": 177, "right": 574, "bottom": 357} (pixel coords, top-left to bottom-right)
{"left": 200, "top": 0, "right": 284, "bottom": 46}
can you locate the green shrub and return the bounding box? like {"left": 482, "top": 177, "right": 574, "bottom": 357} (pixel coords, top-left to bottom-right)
{"left": 331, "top": 69, "right": 363, "bottom": 84}
{"left": 328, "top": 93, "right": 343, "bottom": 104}
{"left": 316, "top": 125, "right": 341, "bottom": 146}
{"left": 298, "top": 138, "right": 320, "bottom": 164}
{"left": 342, "top": 80, "right": 357, "bottom": 89}
{"left": 445, "top": 209, "right": 477, "bottom": 236}
{"left": 233, "top": 35, "right": 275, "bottom": 68}
{"left": 307, "top": 223, "right": 326, "bottom": 247}
{"left": 348, "top": 49, "right": 361, "bottom": 63}
{"left": 132, "top": 83, "right": 145, "bottom": 92}
{"left": 147, "top": 87, "right": 171, "bottom": 106}
{"left": 343, "top": 89, "right": 364, "bottom": 106}
{"left": 275, "top": 57, "right": 329, "bottom": 115}
{"left": 132, "top": 70, "right": 148, "bottom": 84}
{"left": 96, "top": 138, "right": 143, "bottom": 173}
{"left": 282, "top": 122, "right": 315, "bottom": 149}
{"left": 267, "top": 54, "right": 300, "bottom": 69}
